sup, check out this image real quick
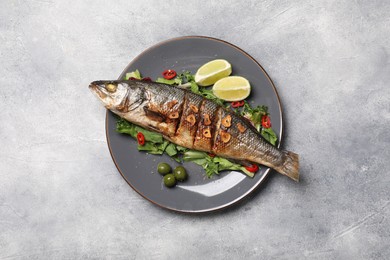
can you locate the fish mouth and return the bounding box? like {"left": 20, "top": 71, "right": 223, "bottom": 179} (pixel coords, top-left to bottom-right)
{"left": 89, "top": 80, "right": 104, "bottom": 90}
{"left": 89, "top": 81, "right": 107, "bottom": 99}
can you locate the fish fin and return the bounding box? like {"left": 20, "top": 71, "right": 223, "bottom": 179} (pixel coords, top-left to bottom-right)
{"left": 277, "top": 151, "right": 300, "bottom": 182}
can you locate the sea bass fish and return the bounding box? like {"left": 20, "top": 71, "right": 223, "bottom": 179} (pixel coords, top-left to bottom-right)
{"left": 89, "top": 80, "right": 299, "bottom": 181}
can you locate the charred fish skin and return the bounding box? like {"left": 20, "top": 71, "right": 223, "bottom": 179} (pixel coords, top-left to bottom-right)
{"left": 89, "top": 80, "right": 299, "bottom": 181}
{"left": 193, "top": 99, "right": 220, "bottom": 152}
{"left": 170, "top": 91, "right": 204, "bottom": 149}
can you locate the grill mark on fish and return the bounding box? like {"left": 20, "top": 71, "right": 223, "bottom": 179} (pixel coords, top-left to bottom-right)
{"left": 190, "top": 93, "right": 205, "bottom": 148}
{"left": 194, "top": 100, "right": 221, "bottom": 152}
{"left": 194, "top": 100, "right": 208, "bottom": 150}
{"left": 143, "top": 105, "right": 166, "bottom": 122}
{"left": 172, "top": 94, "right": 186, "bottom": 137}
{"left": 173, "top": 92, "right": 203, "bottom": 148}
{"left": 211, "top": 107, "right": 223, "bottom": 153}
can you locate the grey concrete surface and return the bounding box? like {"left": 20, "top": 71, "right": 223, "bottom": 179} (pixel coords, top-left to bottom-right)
{"left": 1, "top": 0, "right": 389, "bottom": 259}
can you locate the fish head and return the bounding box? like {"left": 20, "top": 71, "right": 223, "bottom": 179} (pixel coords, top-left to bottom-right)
{"left": 89, "top": 80, "right": 145, "bottom": 113}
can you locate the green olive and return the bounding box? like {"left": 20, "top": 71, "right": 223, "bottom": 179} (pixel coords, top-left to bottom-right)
{"left": 163, "top": 174, "right": 176, "bottom": 188}
{"left": 157, "top": 162, "right": 171, "bottom": 175}
{"left": 173, "top": 166, "right": 188, "bottom": 182}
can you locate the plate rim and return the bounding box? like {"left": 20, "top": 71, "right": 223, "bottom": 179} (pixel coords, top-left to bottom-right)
{"left": 105, "top": 35, "right": 284, "bottom": 213}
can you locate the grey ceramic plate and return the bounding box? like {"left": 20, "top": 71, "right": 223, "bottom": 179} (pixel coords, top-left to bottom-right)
{"left": 106, "top": 36, "right": 282, "bottom": 213}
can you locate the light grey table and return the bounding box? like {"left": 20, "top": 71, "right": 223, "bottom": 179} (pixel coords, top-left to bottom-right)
{"left": 1, "top": 0, "right": 389, "bottom": 259}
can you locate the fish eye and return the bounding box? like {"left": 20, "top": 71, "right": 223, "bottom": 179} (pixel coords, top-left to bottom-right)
{"left": 106, "top": 83, "right": 117, "bottom": 92}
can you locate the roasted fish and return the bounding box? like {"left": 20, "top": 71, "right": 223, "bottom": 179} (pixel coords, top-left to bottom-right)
{"left": 89, "top": 80, "right": 299, "bottom": 181}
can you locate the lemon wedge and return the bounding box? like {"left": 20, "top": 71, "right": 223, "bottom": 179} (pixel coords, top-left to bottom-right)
{"left": 212, "top": 76, "right": 251, "bottom": 101}
{"left": 195, "top": 59, "right": 232, "bottom": 86}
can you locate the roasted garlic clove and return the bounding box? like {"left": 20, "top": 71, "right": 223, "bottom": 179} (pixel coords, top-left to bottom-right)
{"left": 186, "top": 114, "right": 196, "bottom": 126}
{"left": 237, "top": 122, "right": 247, "bottom": 133}
{"left": 221, "top": 115, "right": 232, "bottom": 128}
{"left": 220, "top": 130, "right": 231, "bottom": 143}
{"left": 190, "top": 104, "right": 199, "bottom": 113}
{"left": 168, "top": 111, "right": 179, "bottom": 119}
{"left": 203, "top": 113, "right": 211, "bottom": 126}
{"left": 203, "top": 128, "right": 212, "bottom": 138}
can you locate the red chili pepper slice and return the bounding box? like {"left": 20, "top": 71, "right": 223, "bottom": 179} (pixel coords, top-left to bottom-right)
{"left": 245, "top": 164, "right": 259, "bottom": 173}
{"left": 129, "top": 77, "right": 138, "bottom": 80}
{"left": 208, "top": 153, "right": 216, "bottom": 158}
{"left": 162, "top": 69, "right": 177, "bottom": 80}
{"left": 231, "top": 101, "right": 245, "bottom": 108}
{"left": 142, "top": 77, "right": 152, "bottom": 82}
{"left": 137, "top": 132, "right": 145, "bottom": 146}
{"left": 261, "top": 115, "right": 272, "bottom": 129}
{"left": 231, "top": 102, "right": 240, "bottom": 108}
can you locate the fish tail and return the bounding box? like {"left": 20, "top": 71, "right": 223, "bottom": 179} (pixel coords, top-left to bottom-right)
{"left": 276, "top": 151, "right": 300, "bottom": 182}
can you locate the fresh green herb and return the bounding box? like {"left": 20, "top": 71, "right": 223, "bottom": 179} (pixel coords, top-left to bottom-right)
{"left": 261, "top": 127, "right": 278, "bottom": 146}
{"left": 183, "top": 150, "right": 218, "bottom": 177}
{"left": 165, "top": 143, "right": 178, "bottom": 157}
{"left": 213, "top": 157, "right": 241, "bottom": 171}
{"left": 117, "top": 118, "right": 168, "bottom": 155}
{"left": 117, "top": 118, "right": 163, "bottom": 143}
{"left": 156, "top": 77, "right": 182, "bottom": 85}
{"left": 137, "top": 141, "right": 167, "bottom": 155}
{"left": 190, "top": 81, "right": 199, "bottom": 93}
{"left": 154, "top": 71, "right": 193, "bottom": 86}
{"left": 124, "top": 69, "right": 142, "bottom": 80}
{"left": 241, "top": 101, "right": 268, "bottom": 131}
{"left": 239, "top": 101, "right": 278, "bottom": 145}
{"left": 178, "top": 71, "right": 195, "bottom": 83}
{"left": 213, "top": 157, "right": 254, "bottom": 178}
{"left": 183, "top": 75, "right": 226, "bottom": 106}
{"left": 182, "top": 150, "right": 208, "bottom": 160}
{"left": 183, "top": 150, "right": 254, "bottom": 178}
{"left": 196, "top": 87, "right": 225, "bottom": 106}
{"left": 176, "top": 145, "right": 188, "bottom": 153}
